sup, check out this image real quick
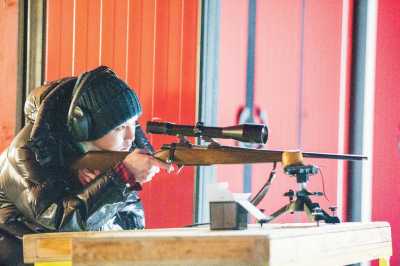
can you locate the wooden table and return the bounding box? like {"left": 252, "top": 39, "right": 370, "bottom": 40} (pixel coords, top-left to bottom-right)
{"left": 23, "top": 222, "right": 392, "bottom": 266}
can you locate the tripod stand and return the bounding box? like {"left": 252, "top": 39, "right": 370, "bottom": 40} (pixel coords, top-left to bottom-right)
{"left": 264, "top": 164, "right": 340, "bottom": 224}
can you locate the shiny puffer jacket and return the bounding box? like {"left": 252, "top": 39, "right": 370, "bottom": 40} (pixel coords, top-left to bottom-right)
{"left": 0, "top": 77, "right": 146, "bottom": 238}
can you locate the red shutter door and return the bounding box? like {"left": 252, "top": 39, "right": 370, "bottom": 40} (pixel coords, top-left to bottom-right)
{"left": 45, "top": 0, "right": 199, "bottom": 228}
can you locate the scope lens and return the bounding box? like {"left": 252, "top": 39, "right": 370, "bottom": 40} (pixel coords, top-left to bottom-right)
{"left": 261, "top": 126, "right": 268, "bottom": 144}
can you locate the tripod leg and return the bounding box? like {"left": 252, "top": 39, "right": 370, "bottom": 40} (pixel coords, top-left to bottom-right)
{"left": 267, "top": 202, "right": 296, "bottom": 222}
{"left": 319, "top": 208, "right": 340, "bottom": 224}
{"left": 251, "top": 162, "right": 277, "bottom": 206}
{"left": 303, "top": 203, "right": 315, "bottom": 222}
{"left": 303, "top": 196, "right": 340, "bottom": 224}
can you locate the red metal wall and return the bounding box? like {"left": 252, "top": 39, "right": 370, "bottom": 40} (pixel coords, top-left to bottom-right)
{"left": 373, "top": 0, "right": 400, "bottom": 264}
{"left": 0, "top": 0, "right": 18, "bottom": 152}
{"left": 217, "top": 0, "right": 352, "bottom": 222}
{"left": 45, "top": 0, "right": 199, "bottom": 228}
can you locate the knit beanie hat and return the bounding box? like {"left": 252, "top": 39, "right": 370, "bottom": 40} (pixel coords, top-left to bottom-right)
{"left": 74, "top": 66, "right": 142, "bottom": 140}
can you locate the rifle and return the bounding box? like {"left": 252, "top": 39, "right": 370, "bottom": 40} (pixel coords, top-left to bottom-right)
{"left": 71, "top": 142, "right": 366, "bottom": 172}
{"left": 71, "top": 121, "right": 366, "bottom": 171}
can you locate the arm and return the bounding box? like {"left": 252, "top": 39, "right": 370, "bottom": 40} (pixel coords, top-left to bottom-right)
{"left": 3, "top": 125, "right": 130, "bottom": 232}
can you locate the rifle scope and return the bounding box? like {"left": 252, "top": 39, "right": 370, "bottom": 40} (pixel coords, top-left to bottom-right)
{"left": 146, "top": 121, "right": 268, "bottom": 144}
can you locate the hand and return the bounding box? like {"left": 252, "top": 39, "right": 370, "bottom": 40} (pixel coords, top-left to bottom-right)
{"left": 122, "top": 149, "right": 173, "bottom": 184}
{"left": 78, "top": 168, "right": 101, "bottom": 186}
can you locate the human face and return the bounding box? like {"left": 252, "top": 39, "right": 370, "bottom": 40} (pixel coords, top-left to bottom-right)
{"left": 92, "top": 116, "right": 138, "bottom": 151}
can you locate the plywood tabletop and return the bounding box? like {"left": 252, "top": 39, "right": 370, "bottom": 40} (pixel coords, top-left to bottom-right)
{"left": 23, "top": 222, "right": 392, "bottom": 266}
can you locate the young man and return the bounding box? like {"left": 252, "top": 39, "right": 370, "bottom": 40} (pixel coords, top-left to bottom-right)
{"left": 0, "top": 66, "right": 171, "bottom": 265}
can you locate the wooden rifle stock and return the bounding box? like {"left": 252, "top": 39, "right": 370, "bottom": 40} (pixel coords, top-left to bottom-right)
{"left": 70, "top": 144, "right": 367, "bottom": 172}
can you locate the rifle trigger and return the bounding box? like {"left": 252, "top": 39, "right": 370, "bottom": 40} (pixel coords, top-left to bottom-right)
{"left": 167, "top": 143, "right": 177, "bottom": 164}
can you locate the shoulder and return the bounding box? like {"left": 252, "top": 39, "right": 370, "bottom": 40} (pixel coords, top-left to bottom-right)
{"left": 4, "top": 124, "right": 48, "bottom": 184}
{"left": 6, "top": 124, "right": 34, "bottom": 165}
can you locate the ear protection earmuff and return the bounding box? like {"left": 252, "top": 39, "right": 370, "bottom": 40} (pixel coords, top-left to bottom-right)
{"left": 67, "top": 66, "right": 125, "bottom": 141}
{"left": 67, "top": 72, "right": 93, "bottom": 141}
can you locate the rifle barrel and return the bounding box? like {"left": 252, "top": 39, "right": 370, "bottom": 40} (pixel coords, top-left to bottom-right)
{"left": 302, "top": 152, "right": 366, "bottom": 161}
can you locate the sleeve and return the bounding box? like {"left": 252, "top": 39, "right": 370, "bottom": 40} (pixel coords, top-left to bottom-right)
{"left": 113, "top": 162, "right": 142, "bottom": 191}
{"left": 3, "top": 126, "right": 130, "bottom": 232}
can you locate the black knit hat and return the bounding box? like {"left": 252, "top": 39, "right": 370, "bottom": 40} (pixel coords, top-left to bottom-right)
{"left": 75, "top": 66, "right": 142, "bottom": 140}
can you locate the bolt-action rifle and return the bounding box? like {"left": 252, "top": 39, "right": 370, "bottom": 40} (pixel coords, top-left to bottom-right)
{"left": 71, "top": 121, "right": 365, "bottom": 172}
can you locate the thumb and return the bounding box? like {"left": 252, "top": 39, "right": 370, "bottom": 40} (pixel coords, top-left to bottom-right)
{"left": 151, "top": 157, "right": 174, "bottom": 172}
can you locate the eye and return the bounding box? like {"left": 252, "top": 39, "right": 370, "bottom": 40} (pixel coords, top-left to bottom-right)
{"left": 114, "top": 125, "right": 127, "bottom": 132}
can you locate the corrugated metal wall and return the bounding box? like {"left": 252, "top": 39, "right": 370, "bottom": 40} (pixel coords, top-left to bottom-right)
{"left": 45, "top": 0, "right": 199, "bottom": 228}
{"left": 0, "top": 0, "right": 18, "bottom": 152}
{"left": 217, "top": 0, "right": 353, "bottom": 222}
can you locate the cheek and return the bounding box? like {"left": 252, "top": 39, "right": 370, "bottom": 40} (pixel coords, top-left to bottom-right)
{"left": 93, "top": 132, "right": 124, "bottom": 151}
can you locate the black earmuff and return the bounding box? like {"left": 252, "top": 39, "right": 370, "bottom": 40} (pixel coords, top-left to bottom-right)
{"left": 67, "top": 72, "right": 92, "bottom": 141}
{"left": 67, "top": 66, "right": 121, "bottom": 141}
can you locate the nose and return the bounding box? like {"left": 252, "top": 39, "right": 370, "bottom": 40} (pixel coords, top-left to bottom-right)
{"left": 125, "top": 124, "right": 135, "bottom": 140}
